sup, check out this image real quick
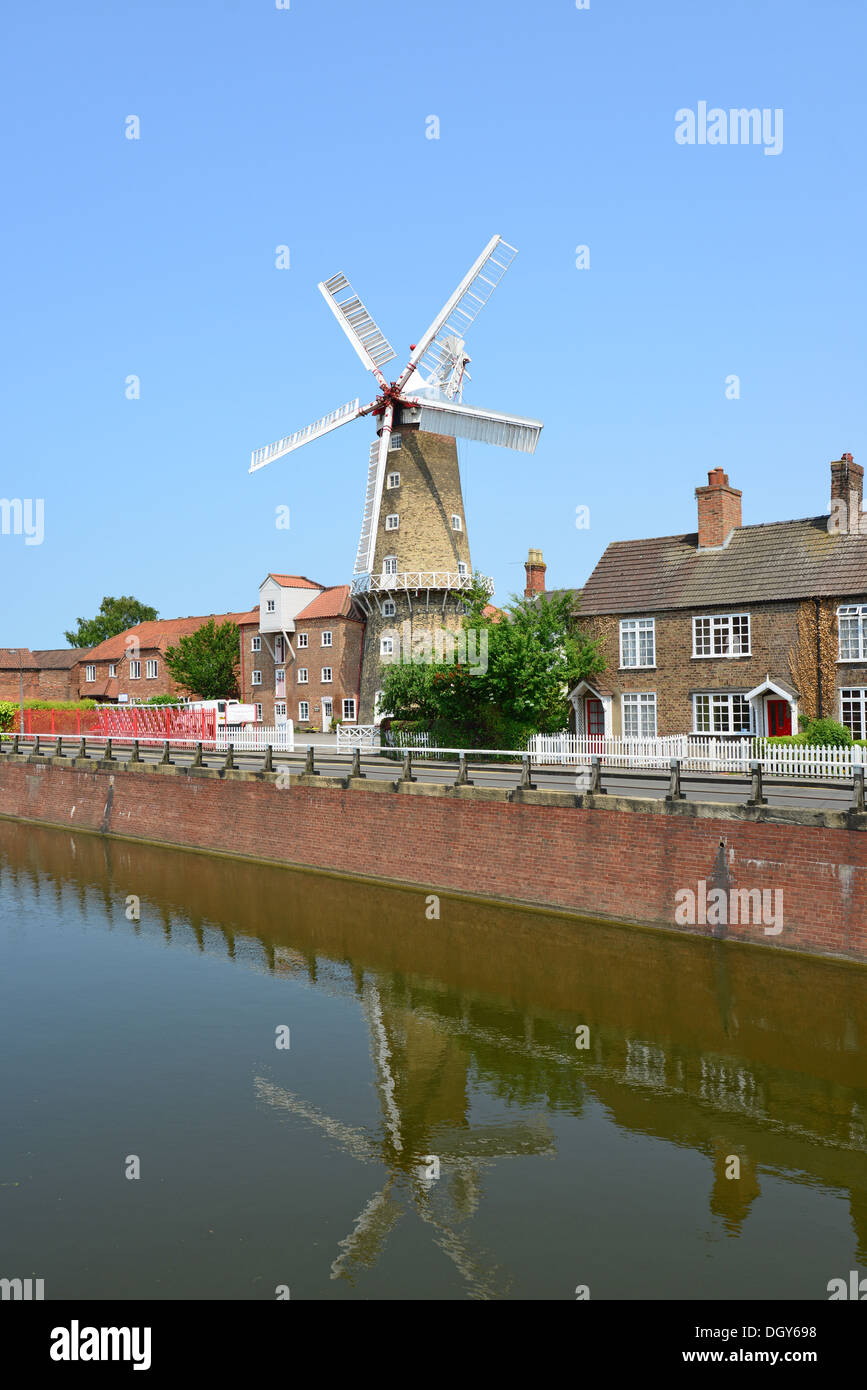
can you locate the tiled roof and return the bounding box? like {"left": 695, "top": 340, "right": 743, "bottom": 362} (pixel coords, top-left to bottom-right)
{"left": 267, "top": 574, "right": 323, "bottom": 590}
{"left": 0, "top": 647, "right": 38, "bottom": 670}
{"left": 85, "top": 611, "right": 258, "bottom": 662}
{"left": 577, "top": 517, "right": 867, "bottom": 616}
{"left": 296, "top": 585, "right": 358, "bottom": 621}
{"left": 32, "top": 648, "right": 92, "bottom": 669}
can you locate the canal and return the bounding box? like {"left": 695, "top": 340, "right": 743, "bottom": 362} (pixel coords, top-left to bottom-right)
{"left": 1, "top": 820, "right": 865, "bottom": 1300}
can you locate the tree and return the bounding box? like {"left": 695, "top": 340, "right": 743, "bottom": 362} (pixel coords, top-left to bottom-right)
{"left": 65, "top": 596, "right": 158, "bottom": 647}
{"left": 380, "top": 582, "right": 603, "bottom": 748}
{"left": 164, "top": 620, "right": 241, "bottom": 700}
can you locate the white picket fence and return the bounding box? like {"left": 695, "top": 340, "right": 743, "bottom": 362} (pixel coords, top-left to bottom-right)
{"left": 527, "top": 732, "right": 864, "bottom": 780}
{"left": 215, "top": 721, "right": 294, "bottom": 753}
{"left": 336, "top": 724, "right": 380, "bottom": 751}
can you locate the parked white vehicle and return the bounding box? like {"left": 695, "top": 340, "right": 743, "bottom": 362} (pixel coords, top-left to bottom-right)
{"left": 186, "top": 699, "right": 258, "bottom": 730}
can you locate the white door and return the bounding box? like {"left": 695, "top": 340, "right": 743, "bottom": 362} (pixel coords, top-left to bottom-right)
{"left": 321, "top": 698, "right": 332, "bottom": 731}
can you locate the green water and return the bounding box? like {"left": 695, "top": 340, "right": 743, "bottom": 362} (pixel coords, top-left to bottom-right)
{"left": 0, "top": 820, "right": 865, "bottom": 1300}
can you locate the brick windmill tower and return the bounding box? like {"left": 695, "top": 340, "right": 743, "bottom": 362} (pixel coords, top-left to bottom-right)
{"left": 250, "top": 236, "right": 543, "bottom": 721}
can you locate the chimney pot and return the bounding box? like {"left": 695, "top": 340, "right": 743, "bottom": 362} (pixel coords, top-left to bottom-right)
{"left": 695, "top": 470, "right": 742, "bottom": 549}
{"left": 524, "top": 548, "right": 547, "bottom": 598}
{"left": 830, "top": 454, "right": 863, "bottom": 533}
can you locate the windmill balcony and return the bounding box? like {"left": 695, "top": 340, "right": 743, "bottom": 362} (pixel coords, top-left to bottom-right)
{"left": 351, "top": 571, "right": 494, "bottom": 597}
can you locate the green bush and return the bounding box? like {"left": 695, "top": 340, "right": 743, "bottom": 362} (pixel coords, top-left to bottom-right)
{"left": 761, "top": 734, "right": 808, "bottom": 747}
{"left": 0, "top": 698, "right": 97, "bottom": 730}
{"left": 802, "top": 717, "right": 853, "bottom": 747}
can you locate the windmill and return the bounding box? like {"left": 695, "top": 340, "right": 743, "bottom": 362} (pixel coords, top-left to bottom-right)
{"left": 250, "top": 235, "right": 543, "bottom": 720}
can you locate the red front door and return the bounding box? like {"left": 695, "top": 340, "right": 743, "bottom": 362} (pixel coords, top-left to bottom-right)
{"left": 586, "top": 697, "right": 604, "bottom": 748}
{"left": 767, "top": 699, "right": 791, "bottom": 736}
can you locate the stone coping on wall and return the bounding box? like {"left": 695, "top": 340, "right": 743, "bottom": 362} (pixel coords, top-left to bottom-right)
{"left": 1, "top": 748, "right": 864, "bottom": 833}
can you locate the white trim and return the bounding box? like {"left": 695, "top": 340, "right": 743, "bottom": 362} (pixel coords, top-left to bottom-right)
{"left": 692, "top": 612, "right": 751, "bottom": 658}
{"left": 619, "top": 616, "right": 655, "bottom": 669}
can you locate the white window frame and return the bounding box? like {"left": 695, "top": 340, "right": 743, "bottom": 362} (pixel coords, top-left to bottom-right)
{"left": 342, "top": 698, "right": 356, "bottom": 721}
{"left": 129, "top": 660, "right": 141, "bottom": 680}
{"left": 387, "top": 471, "right": 400, "bottom": 489}
{"left": 385, "top": 513, "right": 399, "bottom": 531}
{"left": 298, "top": 700, "right": 309, "bottom": 722}
{"left": 840, "top": 688, "right": 867, "bottom": 739}
{"left": 108, "top": 663, "right": 116, "bottom": 677}
{"left": 274, "top": 702, "right": 286, "bottom": 718}
{"left": 251, "top": 636, "right": 261, "bottom": 652}
{"left": 692, "top": 612, "right": 751, "bottom": 658}
{"left": 145, "top": 659, "right": 158, "bottom": 679}
{"left": 383, "top": 556, "right": 397, "bottom": 576}
{"left": 451, "top": 514, "right": 462, "bottom": 531}
{"left": 255, "top": 703, "right": 263, "bottom": 722}
{"left": 692, "top": 692, "right": 753, "bottom": 735}
{"left": 321, "top": 667, "right": 332, "bottom": 683}
{"left": 266, "top": 599, "right": 276, "bottom": 613}
{"left": 85, "top": 664, "right": 95, "bottom": 682}
{"left": 380, "top": 636, "right": 394, "bottom": 656}
{"left": 621, "top": 692, "right": 657, "bottom": 738}
{"left": 297, "top": 632, "right": 308, "bottom": 648}
{"left": 275, "top": 667, "right": 285, "bottom": 684}
{"left": 457, "top": 561, "right": 468, "bottom": 576}
{"left": 274, "top": 636, "right": 284, "bottom": 662}
{"left": 297, "top": 667, "right": 308, "bottom": 684}
{"left": 382, "top": 599, "right": 396, "bottom": 617}
{"left": 620, "top": 617, "right": 655, "bottom": 669}
{"left": 389, "top": 434, "right": 402, "bottom": 451}
{"left": 321, "top": 630, "right": 332, "bottom": 647}
{"left": 838, "top": 605, "right": 867, "bottom": 661}
{"left": 251, "top": 669, "right": 262, "bottom": 686}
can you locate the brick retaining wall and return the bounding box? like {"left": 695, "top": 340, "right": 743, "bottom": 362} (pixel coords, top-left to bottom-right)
{"left": 1, "top": 752, "right": 865, "bottom": 962}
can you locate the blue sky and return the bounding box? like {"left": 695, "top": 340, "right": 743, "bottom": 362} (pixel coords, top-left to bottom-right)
{"left": 2, "top": 0, "right": 865, "bottom": 646}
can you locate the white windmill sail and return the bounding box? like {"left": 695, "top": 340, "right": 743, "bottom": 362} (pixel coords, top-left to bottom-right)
{"left": 353, "top": 404, "right": 394, "bottom": 575}
{"left": 250, "top": 397, "right": 362, "bottom": 473}
{"left": 319, "top": 273, "right": 397, "bottom": 380}
{"left": 414, "top": 396, "right": 542, "bottom": 454}
{"left": 396, "top": 235, "right": 518, "bottom": 392}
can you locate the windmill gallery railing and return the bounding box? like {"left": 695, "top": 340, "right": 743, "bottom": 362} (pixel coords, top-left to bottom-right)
{"left": 350, "top": 571, "right": 494, "bottom": 597}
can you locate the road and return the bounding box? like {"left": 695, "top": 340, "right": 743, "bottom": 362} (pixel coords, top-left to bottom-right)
{"left": 11, "top": 737, "right": 859, "bottom": 812}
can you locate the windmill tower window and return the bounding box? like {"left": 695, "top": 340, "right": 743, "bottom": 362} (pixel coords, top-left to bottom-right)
{"left": 383, "top": 556, "right": 397, "bottom": 576}
{"left": 385, "top": 513, "right": 399, "bottom": 531}
{"left": 458, "top": 562, "right": 468, "bottom": 576}
{"left": 389, "top": 434, "right": 402, "bottom": 451}
{"left": 451, "top": 514, "right": 462, "bottom": 530}
{"left": 381, "top": 637, "right": 394, "bottom": 656}
{"left": 382, "top": 599, "right": 396, "bottom": 616}
{"left": 251, "top": 636, "right": 261, "bottom": 652}
{"left": 387, "top": 472, "right": 400, "bottom": 489}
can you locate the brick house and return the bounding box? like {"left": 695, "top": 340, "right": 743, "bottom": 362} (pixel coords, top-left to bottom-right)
{"left": 0, "top": 647, "right": 92, "bottom": 703}
{"left": 239, "top": 573, "right": 365, "bottom": 731}
{"left": 565, "top": 455, "right": 867, "bottom": 740}
{"left": 78, "top": 611, "right": 259, "bottom": 704}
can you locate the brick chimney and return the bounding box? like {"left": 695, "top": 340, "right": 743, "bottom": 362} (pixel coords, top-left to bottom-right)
{"left": 830, "top": 453, "right": 863, "bottom": 533}
{"left": 524, "top": 547, "right": 547, "bottom": 597}
{"left": 695, "top": 468, "right": 742, "bottom": 549}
